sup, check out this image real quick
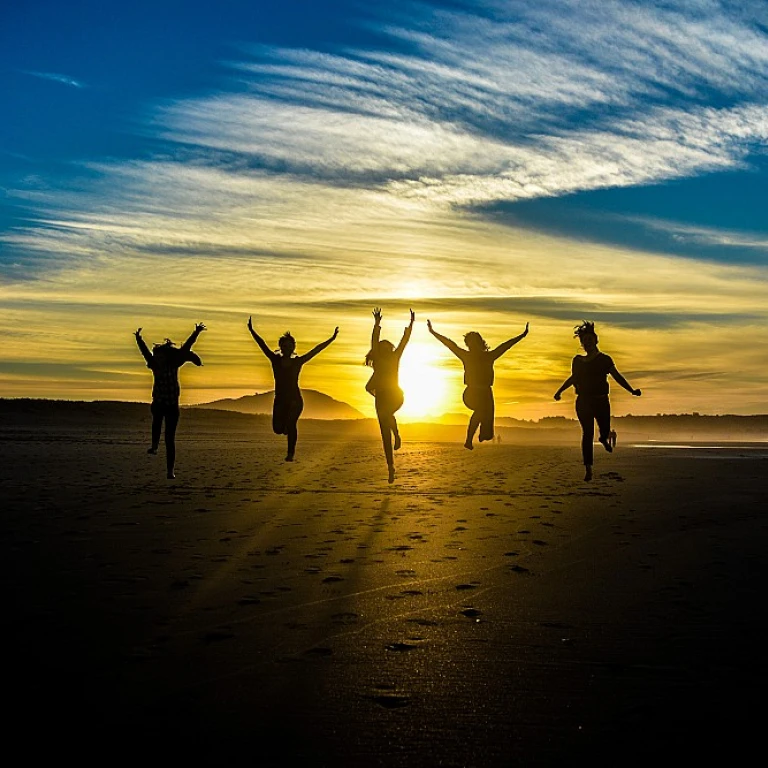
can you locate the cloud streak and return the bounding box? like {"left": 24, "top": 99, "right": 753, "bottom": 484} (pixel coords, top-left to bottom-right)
{"left": 21, "top": 70, "right": 86, "bottom": 88}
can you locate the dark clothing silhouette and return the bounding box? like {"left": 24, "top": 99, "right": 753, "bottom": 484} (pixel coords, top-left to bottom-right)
{"left": 248, "top": 319, "right": 337, "bottom": 461}
{"left": 428, "top": 322, "right": 528, "bottom": 448}
{"left": 571, "top": 353, "right": 614, "bottom": 397}
{"left": 135, "top": 324, "right": 204, "bottom": 478}
{"left": 366, "top": 309, "right": 413, "bottom": 482}
{"left": 575, "top": 394, "right": 611, "bottom": 466}
{"left": 554, "top": 327, "right": 641, "bottom": 479}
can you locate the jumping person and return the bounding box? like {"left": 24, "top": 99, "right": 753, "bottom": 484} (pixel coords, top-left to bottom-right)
{"left": 427, "top": 319, "right": 529, "bottom": 449}
{"left": 365, "top": 307, "right": 414, "bottom": 483}
{"left": 554, "top": 321, "right": 641, "bottom": 481}
{"left": 135, "top": 323, "right": 206, "bottom": 479}
{"left": 248, "top": 316, "right": 338, "bottom": 461}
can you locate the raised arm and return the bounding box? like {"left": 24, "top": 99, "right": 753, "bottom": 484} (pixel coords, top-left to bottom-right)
{"left": 490, "top": 322, "right": 529, "bottom": 361}
{"left": 247, "top": 316, "right": 277, "bottom": 361}
{"left": 181, "top": 322, "right": 206, "bottom": 352}
{"left": 426, "top": 319, "right": 463, "bottom": 359}
{"left": 134, "top": 328, "right": 153, "bottom": 366}
{"left": 300, "top": 327, "right": 339, "bottom": 363}
{"left": 553, "top": 375, "right": 574, "bottom": 401}
{"left": 610, "top": 364, "right": 641, "bottom": 397}
{"left": 395, "top": 309, "right": 415, "bottom": 355}
{"left": 370, "top": 307, "right": 382, "bottom": 351}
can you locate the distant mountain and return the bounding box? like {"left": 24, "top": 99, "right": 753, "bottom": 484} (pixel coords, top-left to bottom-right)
{"left": 193, "top": 389, "right": 365, "bottom": 420}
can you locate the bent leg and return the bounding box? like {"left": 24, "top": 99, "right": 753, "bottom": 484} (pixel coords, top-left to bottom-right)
{"left": 465, "top": 412, "right": 480, "bottom": 449}
{"left": 285, "top": 398, "right": 304, "bottom": 460}
{"left": 478, "top": 389, "right": 495, "bottom": 442}
{"left": 272, "top": 399, "right": 288, "bottom": 436}
{"left": 595, "top": 397, "right": 612, "bottom": 451}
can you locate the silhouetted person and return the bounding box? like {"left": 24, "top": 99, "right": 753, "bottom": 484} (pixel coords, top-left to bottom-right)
{"left": 248, "top": 316, "right": 338, "bottom": 461}
{"left": 554, "top": 321, "right": 641, "bottom": 481}
{"left": 135, "top": 323, "right": 206, "bottom": 479}
{"left": 427, "top": 319, "right": 529, "bottom": 449}
{"left": 366, "top": 308, "right": 414, "bottom": 483}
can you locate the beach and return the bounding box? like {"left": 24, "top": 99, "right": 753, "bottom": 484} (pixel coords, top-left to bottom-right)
{"left": 3, "top": 411, "right": 766, "bottom": 765}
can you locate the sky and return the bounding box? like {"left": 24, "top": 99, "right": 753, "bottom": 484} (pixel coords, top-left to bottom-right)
{"left": 2, "top": 0, "right": 768, "bottom": 420}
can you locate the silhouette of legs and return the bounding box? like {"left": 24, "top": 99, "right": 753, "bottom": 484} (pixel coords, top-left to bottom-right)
{"left": 376, "top": 390, "right": 403, "bottom": 482}
{"left": 150, "top": 402, "right": 179, "bottom": 478}
{"left": 576, "top": 396, "right": 611, "bottom": 480}
{"left": 465, "top": 412, "right": 480, "bottom": 449}
{"left": 273, "top": 395, "right": 304, "bottom": 461}
{"left": 393, "top": 417, "right": 401, "bottom": 451}
{"left": 463, "top": 387, "right": 494, "bottom": 448}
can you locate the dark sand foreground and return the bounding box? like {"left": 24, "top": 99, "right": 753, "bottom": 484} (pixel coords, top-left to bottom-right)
{"left": 3, "top": 416, "right": 767, "bottom": 765}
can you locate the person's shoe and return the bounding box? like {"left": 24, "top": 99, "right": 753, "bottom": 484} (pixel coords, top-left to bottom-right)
{"left": 167, "top": 472, "right": 175, "bottom": 480}
{"left": 584, "top": 466, "right": 593, "bottom": 482}
{"left": 463, "top": 440, "right": 474, "bottom": 450}
{"left": 393, "top": 434, "right": 401, "bottom": 451}
{"left": 609, "top": 430, "right": 617, "bottom": 449}
{"left": 147, "top": 447, "right": 158, "bottom": 455}
{"left": 388, "top": 465, "right": 395, "bottom": 484}
{"left": 285, "top": 453, "right": 295, "bottom": 462}
{"left": 599, "top": 437, "right": 613, "bottom": 453}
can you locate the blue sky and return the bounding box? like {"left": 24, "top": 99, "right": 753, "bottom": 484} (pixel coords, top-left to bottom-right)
{"left": 2, "top": 1, "right": 768, "bottom": 415}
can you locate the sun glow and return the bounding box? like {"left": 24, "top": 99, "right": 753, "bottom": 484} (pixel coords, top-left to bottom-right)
{"left": 397, "top": 342, "right": 453, "bottom": 420}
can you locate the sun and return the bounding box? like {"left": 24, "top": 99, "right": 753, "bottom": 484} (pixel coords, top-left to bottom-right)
{"left": 397, "top": 342, "right": 453, "bottom": 420}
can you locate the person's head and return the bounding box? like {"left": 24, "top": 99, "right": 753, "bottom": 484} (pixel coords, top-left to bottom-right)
{"left": 464, "top": 331, "right": 489, "bottom": 353}
{"left": 152, "top": 339, "right": 175, "bottom": 364}
{"left": 574, "top": 321, "right": 598, "bottom": 352}
{"left": 277, "top": 332, "right": 296, "bottom": 357}
{"left": 365, "top": 339, "right": 395, "bottom": 367}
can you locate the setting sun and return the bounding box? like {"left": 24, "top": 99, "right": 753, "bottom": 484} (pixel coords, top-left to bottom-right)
{"left": 397, "top": 342, "right": 454, "bottom": 420}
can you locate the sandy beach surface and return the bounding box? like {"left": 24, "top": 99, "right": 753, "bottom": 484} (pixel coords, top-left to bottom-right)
{"left": 3, "top": 413, "right": 767, "bottom": 765}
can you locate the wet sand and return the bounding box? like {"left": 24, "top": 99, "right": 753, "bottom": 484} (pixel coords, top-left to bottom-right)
{"left": 3, "top": 418, "right": 766, "bottom": 765}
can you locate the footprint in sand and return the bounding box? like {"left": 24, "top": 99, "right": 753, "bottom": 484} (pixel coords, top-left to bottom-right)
{"left": 509, "top": 564, "right": 530, "bottom": 573}
{"left": 460, "top": 607, "right": 482, "bottom": 619}
{"left": 455, "top": 583, "right": 479, "bottom": 591}
{"left": 370, "top": 694, "right": 411, "bottom": 709}
{"left": 238, "top": 596, "right": 261, "bottom": 605}
{"left": 304, "top": 647, "right": 334, "bottom": 657}
{"left": 331, "top": 612, "right": 359, "bottom": 625}
{"left": 322, "top": 575, "right": 344, "bottom": 583}
{"left": 406, "top": 618, "right": 439, "bottom": 627}
{"left": 385, "top": 642, "right": 418, "bottom": 652}
{"left": 202, "top": 629, "right": 235, "bottom": 643}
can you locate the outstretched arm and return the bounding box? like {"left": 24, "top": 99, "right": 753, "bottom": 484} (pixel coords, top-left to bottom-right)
{"left": 553, "top": 375, "right": 573, "bottom": 401}
{"left": 426, "top": 319, "right": 463, "bottom": 358}
{"left": 370, "top": 307, "right": 382, "bottom": 351}
{"left": 247, "top": 316, "right": 276, "bottom": 360}
{"left": 610, "top": 365, "right": 641, "bottom": 397}
{"left": 181, "top": 322, "right": 206, "bottom": 352}
{"left": 300, "top": 327, "right": 339, "bottom": 363}
{"left": 395, "top": 309, "right": 415, "bottom": 355}
{"left": 134, "top": 328, "right": 153, "bottom": 366}
{"left": 490, "top": 322, "right": 529, "bottom": 361}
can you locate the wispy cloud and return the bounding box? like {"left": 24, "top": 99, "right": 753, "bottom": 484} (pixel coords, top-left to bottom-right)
{"left": 21, "top": 70, "right": 86, "bottom": 88}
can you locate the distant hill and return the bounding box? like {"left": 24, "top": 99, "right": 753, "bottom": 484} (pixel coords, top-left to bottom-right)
{"left": 193, "top": 389, "right": 365, "bottom": 420}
